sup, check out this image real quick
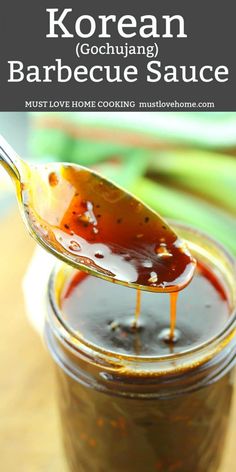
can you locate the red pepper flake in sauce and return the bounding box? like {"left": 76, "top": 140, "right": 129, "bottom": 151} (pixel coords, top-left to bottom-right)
{"left": 20, "top": 182, "right": 26, "bottom": 191}
{"left": 117, "top": 416, "right": 127, "bottom": 432}
{"left": 110, "top": 420, "right": 118, "bottom": 428}
{"left": 68, "top": 241, "right": 81, "bottom": 252}
{"left": 88, "top": 438, "right": 97, "bottom": 447}
{"left": 156, "top": 244, "right": 173, "bottom": 259}
{"left": 148, "top": 272, "right": 158, "bottom": 284}
{"left": 96, "top": 417, "right": 104, "bottom": 428}
{"left": 48, "top": 172, "right": 59, "bottom": 187}
{"left": 169, "top": 461, "right": 183, "bottom": 472}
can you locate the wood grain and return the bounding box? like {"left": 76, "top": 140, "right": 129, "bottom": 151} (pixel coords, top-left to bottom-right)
{"left": 0, "top": 209, "right": 235, "bottom": 472}
{"left": 0, "top": 209, "right": 67, "bottom": 472}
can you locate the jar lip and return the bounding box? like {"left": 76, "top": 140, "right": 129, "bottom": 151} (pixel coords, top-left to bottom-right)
{"left": 47, "top": 221, "right": 236, "bottom": 372}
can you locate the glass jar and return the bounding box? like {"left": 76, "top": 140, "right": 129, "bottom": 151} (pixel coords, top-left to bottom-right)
{"left": 45, "top": 223, "right": 236, "bottom": 472}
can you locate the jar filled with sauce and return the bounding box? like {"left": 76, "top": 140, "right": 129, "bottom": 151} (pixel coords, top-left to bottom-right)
{"left": 45, "top": 223, "right": 236, "bottom": 472}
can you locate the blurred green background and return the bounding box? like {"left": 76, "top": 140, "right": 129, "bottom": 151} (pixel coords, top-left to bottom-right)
{"left": 1, "top": 112, "right": 236, "bottom": 472}
{"left": 1, "top": 111, "right": 236, "bottom": 254}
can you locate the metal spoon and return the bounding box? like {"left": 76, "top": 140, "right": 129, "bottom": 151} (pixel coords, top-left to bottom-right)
{"left": 0, "top": 135, "right": 196, "bottom": 292}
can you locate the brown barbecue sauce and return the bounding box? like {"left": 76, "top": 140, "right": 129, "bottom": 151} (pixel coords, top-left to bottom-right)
{"left": 26, "top": 165, "right": 195, "bottom": 294}
{"left": 26, "top": 165, "right": 196, "bottom": 340}
{"left": 60, "top": 261, "right": 229, "bottom": 356}
{"left": 51, "top": 256, "right": 233, "bottom": 472}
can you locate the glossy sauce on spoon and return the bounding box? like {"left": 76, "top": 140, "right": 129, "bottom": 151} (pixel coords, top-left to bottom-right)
{"left": 0, "top": 135, "right": 196, "bottom": 340}
{"left": 22, "top": 164, "right": 196, "bottom": 293}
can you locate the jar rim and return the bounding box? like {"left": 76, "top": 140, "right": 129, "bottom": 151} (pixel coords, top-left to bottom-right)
{"left": 47, "top": 221, "right": 236, "bottom": 376}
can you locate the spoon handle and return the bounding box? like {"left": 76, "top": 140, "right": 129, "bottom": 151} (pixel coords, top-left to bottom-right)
{"left": 0, "top": 135, "right": 22, "bottom": 181}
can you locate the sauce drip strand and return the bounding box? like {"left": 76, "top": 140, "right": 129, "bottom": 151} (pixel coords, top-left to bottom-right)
{"left": 61, "top": 261, "right": 229, "bottom": 356}
{"left": 21, "top": 164, "right": 196, "bottom": 341}
{"left": 170, "top": 292, "right": 178, "bottom": 342}
{"left": 23, "top": 164, "right": 196, "bottom": 292}
{"left": 132, "top": 290, "right": 179, "bottom": 342}
{"left": 133, "top": 289, "right": 141, "bottom": 329}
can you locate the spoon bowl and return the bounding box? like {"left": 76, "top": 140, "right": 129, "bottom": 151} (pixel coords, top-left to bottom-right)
{"left": 0, "top": 135, "right": 196, "bottom": 292}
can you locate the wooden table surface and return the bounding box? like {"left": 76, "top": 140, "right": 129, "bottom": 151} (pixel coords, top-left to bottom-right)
{"left": 0, "top": 209, "right": 67, "bottom": 472}
{"left": 1, "top": 209, "right": 236, "bottom": 472}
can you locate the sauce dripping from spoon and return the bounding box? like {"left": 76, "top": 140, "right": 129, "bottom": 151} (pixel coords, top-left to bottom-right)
{"left": 0, "top": 135, "right": 196, "bottom": 341}
{"left": 24, "top": 164, "right": 196, "bottom": 292}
